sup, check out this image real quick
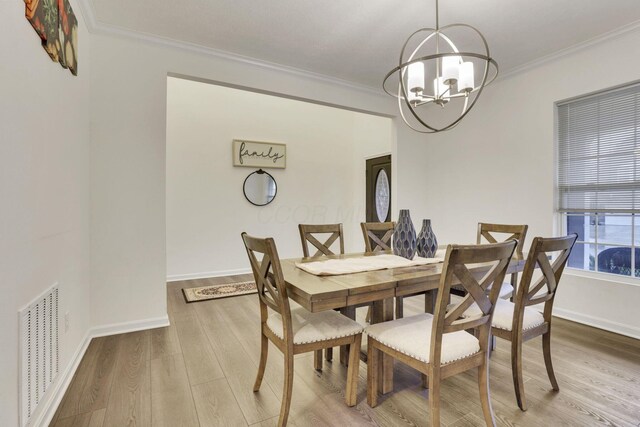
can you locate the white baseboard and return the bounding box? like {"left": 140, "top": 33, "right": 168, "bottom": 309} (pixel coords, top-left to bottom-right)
{"left": 91, "top": 315, "right": 170, "bottom": 338}
{"left": 31, "top": 330, "right": 92, "bottom": 427}
{"left": 166, "top": 268, "right": 251, "bottom": 282}
{"left": 553, "top": 307, "right": 640, "bottom": 340}
{"left": 37, "top": 315, "right": 170, "bottom": 426}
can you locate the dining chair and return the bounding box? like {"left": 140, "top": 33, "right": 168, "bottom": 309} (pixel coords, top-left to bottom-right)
{"left": 366, "top": 240, "right": 517, "bottom": 427}
{"left": 359, "top": 221, "right": 397, "bottom": 322}
{"left": 242, "top": 232, "right": 364, "bottom": 427}
{"left": 298, "top": 223, "right": 346, "bottom": 366}
{"left": 361, "top": 220, "right": 432, "bottom": 319}
{"left": 299, "top": 223, "right": 345, "bottom": 258}
{"left": 476, "top": 222, "right": 529, "bottom": 299}
{"left": 361, "top": 221, "right": 396, "bottom": 252}
{"left": 462, "top": 234, "right": 577, "bottom": 411}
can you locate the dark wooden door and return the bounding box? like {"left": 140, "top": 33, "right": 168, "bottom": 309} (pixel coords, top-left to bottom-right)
{"left": 366, "top": 155, "right": 391, "bottom": 222}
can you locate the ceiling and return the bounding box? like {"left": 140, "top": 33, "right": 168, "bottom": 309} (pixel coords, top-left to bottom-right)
{"left": 90, "top": 0, "right": 640, "bottom": 89}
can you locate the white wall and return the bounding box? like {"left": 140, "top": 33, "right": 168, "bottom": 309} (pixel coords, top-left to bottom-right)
{"left": 0, "top": 1, "right": 92, "bottom": 425}
{"left": 166, "top": 77, "right": 392, "bottom": 278}
{"left": 420, "top": 27, "right": 640, "bottom": 338}
{"left": 90, "top": 33, "right": 430, "bottom": 329}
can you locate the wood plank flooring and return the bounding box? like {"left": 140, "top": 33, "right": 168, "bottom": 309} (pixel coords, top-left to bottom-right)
{"left": 51, "top": 275, "right": 640, "bottom": 426}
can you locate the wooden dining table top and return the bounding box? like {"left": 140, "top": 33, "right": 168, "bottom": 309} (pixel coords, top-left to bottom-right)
{"left": 281, "top": 251, "right": 527, "bottom": 313}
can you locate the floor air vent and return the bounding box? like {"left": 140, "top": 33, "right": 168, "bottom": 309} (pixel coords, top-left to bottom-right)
{"left": 19, "top": 284, "right": 59, "bottom": 427}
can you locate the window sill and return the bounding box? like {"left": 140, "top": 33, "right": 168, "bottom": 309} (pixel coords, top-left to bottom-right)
{"left": 565, "top": 267, "right": 640, "bottom": 287}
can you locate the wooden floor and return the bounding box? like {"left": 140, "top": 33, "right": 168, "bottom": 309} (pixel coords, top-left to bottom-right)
{"left": 51, "top": 275, "right": 640, "bottom": 426}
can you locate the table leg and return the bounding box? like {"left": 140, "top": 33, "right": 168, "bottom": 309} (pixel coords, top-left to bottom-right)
{"left": 372, "top": 298, "right": 394, "bottom": 394}
{"left": 425, "top": 289, "right": 438, "bottom": 314}
{"left": 339, "top": 306, "right": 356, "bottom": 365}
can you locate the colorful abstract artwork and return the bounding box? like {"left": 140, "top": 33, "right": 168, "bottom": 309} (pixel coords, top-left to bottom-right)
{"left": 25, "top": 0, "right": 79, "bottom": 75}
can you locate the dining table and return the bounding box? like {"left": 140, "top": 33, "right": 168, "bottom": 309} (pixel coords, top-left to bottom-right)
{"left": 279, "top": 250, "right": 527, "bottom": 394}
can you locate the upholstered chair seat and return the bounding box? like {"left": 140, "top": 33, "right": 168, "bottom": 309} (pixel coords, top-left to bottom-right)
{"left": 267, "top": 306, "right": 364, "bottom": 344}
{"left": 462, "top": 299, "right": 545, "bottom": 332}
{"left": 494, "top": 282, "right": 514, "bottom": 299}
{"left": 365, "top": 313, "right": 480, "bottom": 364}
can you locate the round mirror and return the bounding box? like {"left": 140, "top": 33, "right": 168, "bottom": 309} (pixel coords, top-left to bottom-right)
{"left": 243, "top": 169, "right": 277, "bottom": 206}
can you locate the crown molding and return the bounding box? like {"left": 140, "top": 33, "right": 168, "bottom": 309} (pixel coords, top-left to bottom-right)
{"left": 498, "top": 18, "right": 640, "bottom": 80}
{"left": 76, "top": 0, "right": 640, "bottom": 92}
{"left": 75, "top": 0, "right": 385, "bottom": 97}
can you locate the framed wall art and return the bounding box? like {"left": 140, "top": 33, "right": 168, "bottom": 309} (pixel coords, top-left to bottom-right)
{"left": 232, "top": 140, "right": 286, "bottom": 169}
{"left": 25, "top": 0, "right": 79, "bottom": 75}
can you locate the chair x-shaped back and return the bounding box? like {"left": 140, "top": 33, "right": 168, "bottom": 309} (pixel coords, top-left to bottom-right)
{"left": 299, "top": 224, "right": 345, "bottom": 258}
{"left": 361, "top": 222, "right": 396, "bottom": 252}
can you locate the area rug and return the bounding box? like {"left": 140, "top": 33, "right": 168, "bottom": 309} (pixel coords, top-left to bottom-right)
{"left": 182, "top": 280, "right": 257, "bottom": 303}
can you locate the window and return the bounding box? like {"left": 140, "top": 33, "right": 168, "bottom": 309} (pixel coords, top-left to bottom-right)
{"left": 557, "top": 82, "right": 640, "bottom": 277}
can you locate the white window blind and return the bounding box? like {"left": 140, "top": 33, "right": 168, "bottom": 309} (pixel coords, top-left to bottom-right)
{"left": 558, "top": 83, "right": 640, "bottom": 213}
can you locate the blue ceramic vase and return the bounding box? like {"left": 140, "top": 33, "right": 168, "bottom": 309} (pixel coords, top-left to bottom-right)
{"left": 393, "top": 209, "right": 417, "bottom": 259}
{"left": 417, "top": 219, "right": 438, "bottom": 258}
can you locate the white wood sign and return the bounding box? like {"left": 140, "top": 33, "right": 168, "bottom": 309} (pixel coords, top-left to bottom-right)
{"left": 232, "top": 139, "right": 286, "bottom": 169}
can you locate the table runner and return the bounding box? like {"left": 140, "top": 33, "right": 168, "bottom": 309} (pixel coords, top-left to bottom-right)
{"left": 295, "top": 252, "right": 445, "bottom": 276}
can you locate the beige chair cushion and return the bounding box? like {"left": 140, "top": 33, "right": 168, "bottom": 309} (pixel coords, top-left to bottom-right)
{"left": 364, "top": 313, "right": 480, "bottom": 364}
{"left": 494, "top": 282, "right": 514, "bottom": 299}
{"left": 267, "top": 306, "right": 364, "bottom": 344}
{"left": 462, "top": 299, "right": 545, "bottom": 331}
{"left": 482, "top": 281, "right": 513, "bottom": 298}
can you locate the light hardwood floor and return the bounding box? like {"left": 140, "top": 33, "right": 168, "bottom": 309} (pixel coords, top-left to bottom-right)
{"left": 51, "top": 275, "right": 640, "bottom": 426}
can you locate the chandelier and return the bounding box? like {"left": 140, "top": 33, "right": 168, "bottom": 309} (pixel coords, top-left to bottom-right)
{"left": 383, "top": 0, "right": 498, "bottom": 133}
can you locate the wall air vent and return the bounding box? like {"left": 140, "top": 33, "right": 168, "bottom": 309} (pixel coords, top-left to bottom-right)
{"left": 19, "top": 284, "right": 59, "bottom": 426}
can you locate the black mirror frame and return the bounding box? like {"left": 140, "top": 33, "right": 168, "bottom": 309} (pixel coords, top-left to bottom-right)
{"left": 243, "top": 169, "right": 278, "bottom": 206}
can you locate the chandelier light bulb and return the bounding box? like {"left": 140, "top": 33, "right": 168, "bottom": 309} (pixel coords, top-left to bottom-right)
{"left": 433, "top": 77, "right": 450, "bottom": 105}
{"left": 407, "top": 62, "right": 425, "bottom": 93}
{"left": 458, "top": 61, "right": 475, "bottom": 93}
{"left": 442, "top": 56, "right": 460, "bottom": 86}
